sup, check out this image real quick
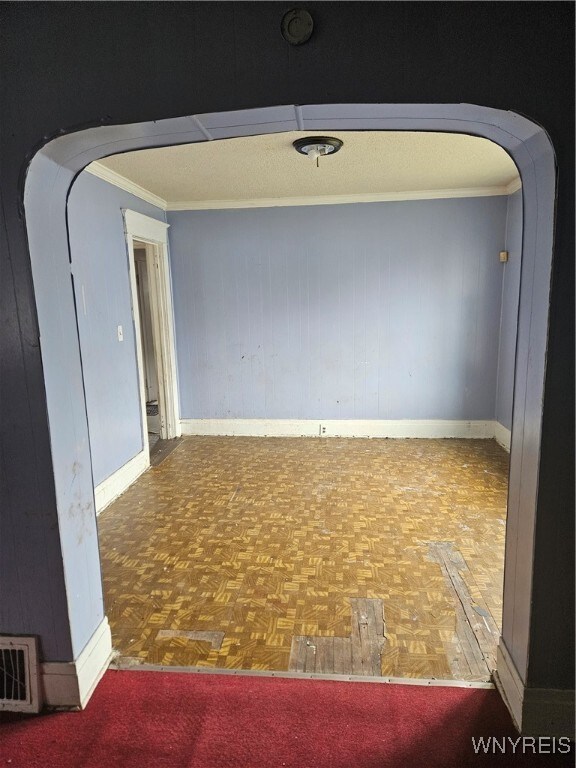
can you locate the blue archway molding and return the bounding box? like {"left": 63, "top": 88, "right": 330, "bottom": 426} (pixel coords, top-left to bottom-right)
{"left": 24, "top": 103, "right": 556, "bottom": 729}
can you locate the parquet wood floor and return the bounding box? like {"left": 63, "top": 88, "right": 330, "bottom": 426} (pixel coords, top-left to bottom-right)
{"left": 98, "top": 437, "right": 508, "bottom": 680}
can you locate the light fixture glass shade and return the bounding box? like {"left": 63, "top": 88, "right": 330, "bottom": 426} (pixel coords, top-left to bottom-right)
{"left": 293, "top": 136, "right": 343, "bottom": 166}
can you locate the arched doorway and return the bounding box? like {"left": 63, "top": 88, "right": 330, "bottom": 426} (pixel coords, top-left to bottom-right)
{"left": 23, "top": 104, "right": 556, "bottom": 729}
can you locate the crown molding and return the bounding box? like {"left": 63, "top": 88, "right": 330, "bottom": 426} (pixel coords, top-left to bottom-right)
{"left": 86, "top": 162, "right": 521, "bottom": 212}
{"left": 86, "top": 162, "right": 168, "bottom": 210}
{"left": 506, "top": 177, "right": 522, "bottom": 194}
{"left": 167, "top": 186, "right": 516, "bottom": 211}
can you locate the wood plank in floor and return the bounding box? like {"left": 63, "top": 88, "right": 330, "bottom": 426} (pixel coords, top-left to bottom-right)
{"left": 456, "top": 603, "right": 490, "bottom": 680}
{"left": 288, "top": 636, "right": 307, "bottom": 673}
{"left": 333, "top": 637, "right": 352, "bottom": 675}
{"left": 315, "top": 637, "right": 334, "bottom": 674}
{"left": 429, "top": 542, "right": 494, "bottom": 680}
{"left": 304, "top": 639, "right": 317, "bottom": 671}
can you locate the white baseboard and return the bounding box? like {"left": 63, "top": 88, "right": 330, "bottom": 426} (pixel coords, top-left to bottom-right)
{"left": 41, "top": 617, "right": 112, "bottom": 709}
{"left": 494, "top": 421, "right": 511, "bottom": 452}
{"left": 94, "top": 449, "right": 149, "bottom": 514}
{"left": 495, "top": 641, "right": 575, "bottom": 738}
{"left": 180, "top": 418, "right": 496, "bottom": 439}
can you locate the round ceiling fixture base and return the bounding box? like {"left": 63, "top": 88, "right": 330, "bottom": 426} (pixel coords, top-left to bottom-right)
{"left": 293, "top": 136, "right": 343, "bottom": 158}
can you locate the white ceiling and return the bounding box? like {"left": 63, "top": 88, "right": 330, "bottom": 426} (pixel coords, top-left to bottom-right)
{"left": 93, "top": 131, "right": 520, "bottom": 208}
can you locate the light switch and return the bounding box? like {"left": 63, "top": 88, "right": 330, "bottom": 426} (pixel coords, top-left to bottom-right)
{"left": 117, "top": 325, "right": 124, "bottom": 342}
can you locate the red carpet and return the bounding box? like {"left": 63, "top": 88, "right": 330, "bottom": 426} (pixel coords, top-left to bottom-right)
{"left": 0, "top": 671, "right": 573, "bottom": 767}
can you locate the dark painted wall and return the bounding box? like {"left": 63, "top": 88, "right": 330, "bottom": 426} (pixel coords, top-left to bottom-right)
{"left": 0, "top": 2, "right": 573, "bottom": 686}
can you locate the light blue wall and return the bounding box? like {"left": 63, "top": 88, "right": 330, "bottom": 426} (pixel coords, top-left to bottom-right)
{"left": 67, "top": 173, "right": 166, "bottom": 486}
{"left": 496, "top": 190, "right": 523, "bottom": 430}
{"left": 168, "top": 197, "right": 509, "bottom": 421}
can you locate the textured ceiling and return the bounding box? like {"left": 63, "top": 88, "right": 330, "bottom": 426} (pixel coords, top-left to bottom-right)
{"left": 96, "top": 131, "right": 519, "bottom": 204}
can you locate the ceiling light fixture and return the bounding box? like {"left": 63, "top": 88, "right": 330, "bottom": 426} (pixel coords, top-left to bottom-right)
{"left": 293, "top": 136, "right": 343, "bottom": 167}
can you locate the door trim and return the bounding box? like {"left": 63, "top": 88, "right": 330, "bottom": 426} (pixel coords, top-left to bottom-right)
{"left": 124, "top": 210, "right": 180, "bottom": 451}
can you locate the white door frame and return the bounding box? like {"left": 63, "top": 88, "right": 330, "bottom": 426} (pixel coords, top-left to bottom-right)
{"left": 124, "top": 210, "right": 180, "bottom": 452}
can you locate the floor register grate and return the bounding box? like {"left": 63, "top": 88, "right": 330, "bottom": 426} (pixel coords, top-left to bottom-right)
{"left": 0, "top": 637, "right": 42, "bottom": 712}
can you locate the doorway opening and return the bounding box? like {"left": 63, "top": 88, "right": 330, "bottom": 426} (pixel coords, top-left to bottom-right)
{"left": 133, "top": 240, "right": 161, "bottom": 453}
{"left": 123, "top": 210, "right": 181, "bottom": 471}
{"left": 78, "top": 128, "right": 522, "bottom": 682}
{"left": 23, "top": 104, "right": 556, "bottom": 715}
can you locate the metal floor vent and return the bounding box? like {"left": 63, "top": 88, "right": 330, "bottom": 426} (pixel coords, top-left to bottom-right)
{"left": 0, "top": 636, "right": 42, "bottom": 713}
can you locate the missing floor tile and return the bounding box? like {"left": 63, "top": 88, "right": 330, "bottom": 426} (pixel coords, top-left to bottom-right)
{"left": 156, "top": 630, "right": 225, "bottom": 650}
{"left": 427, "top": 541, "right": 499, "bottom": 681}
{"left": 289, "top": 598, "right": 386, "bottom": 676}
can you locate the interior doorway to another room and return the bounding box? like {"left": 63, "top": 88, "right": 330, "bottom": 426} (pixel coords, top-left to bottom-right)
{"left": 23, "top": 104, "right": 556, "bottom": 722}
{"left": 85, "top": 129, "right": 522, "bottom": 682}
{"left": 133, "top": 240, "right": 161, "bottom": 453}
{"left": 124, "top": 210, "right": 181, "bottom": 469}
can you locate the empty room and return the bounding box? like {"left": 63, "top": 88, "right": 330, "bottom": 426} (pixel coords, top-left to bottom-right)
{"left": 3, "top": 4, "right": 573, "bottom": 759}
{"left": 66, "top": 129, "right": 521, "bottom": 684}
